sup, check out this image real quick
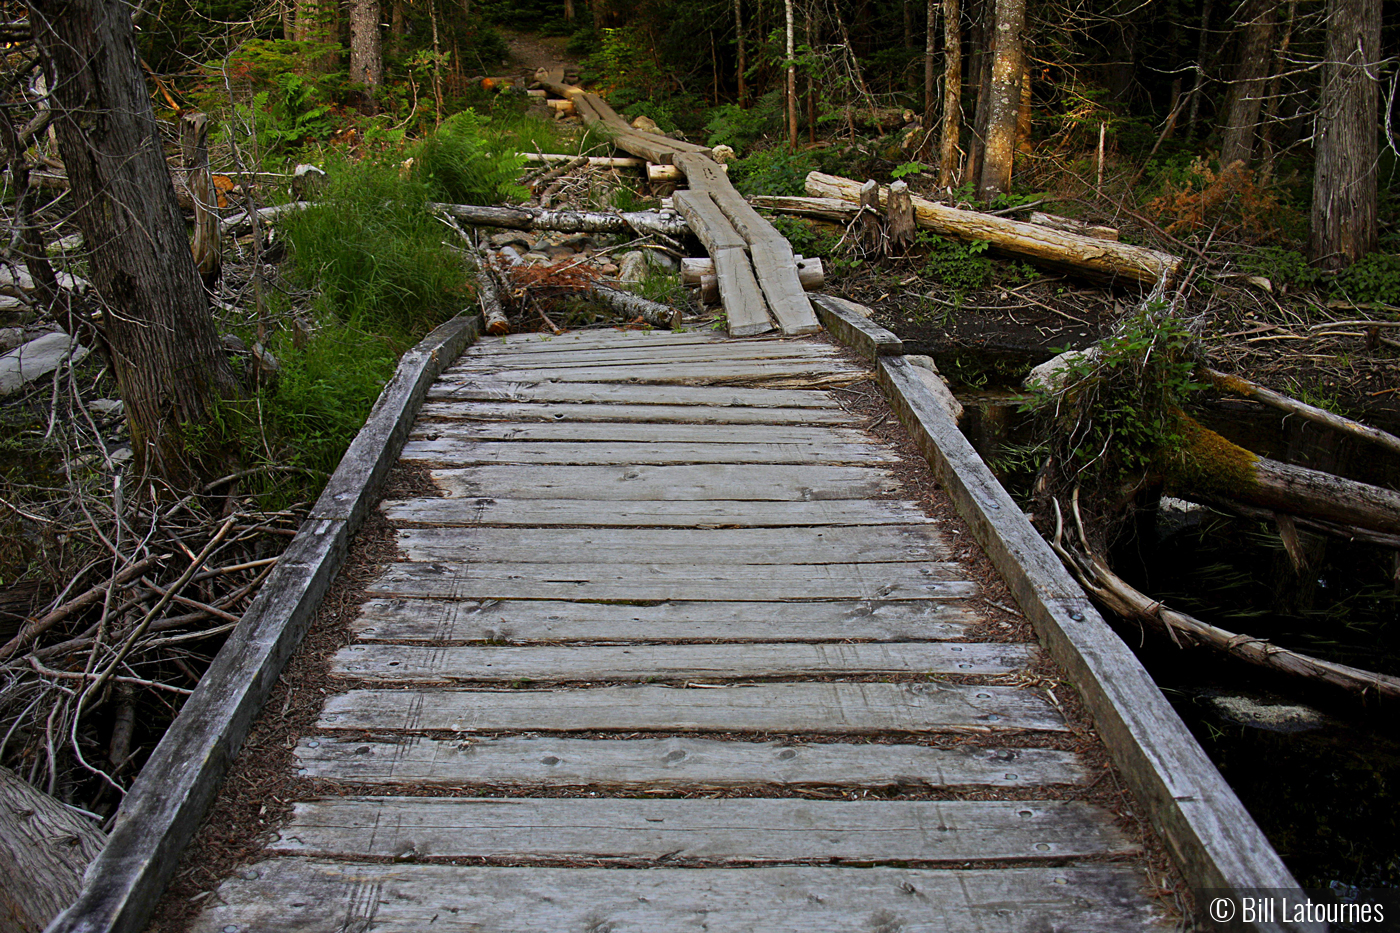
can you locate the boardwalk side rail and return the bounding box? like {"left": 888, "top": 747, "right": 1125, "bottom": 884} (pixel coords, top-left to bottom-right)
{"left": 817, "top": 297, "right": 1309, "bottom": 933}
{"left": 46, "top": 315, "right": 480, "bottom": 933}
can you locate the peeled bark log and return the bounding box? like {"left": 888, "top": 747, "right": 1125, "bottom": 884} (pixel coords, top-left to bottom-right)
{"left": 0, "top": 766, "right": 106, "bottom": 933}
{"left": 682, "top": 255, "right": 824, "bottom": 290}
{"left": 430, "top": 202, "right": 689, "bottom": 239}
{"left": 590, "top": 284, "right": 681, "bottom": 329}
{"left": 1028, "top": 212, "right": 1118, "bottom": 241}
{"left": 806, "top": 171, "right": 1182, "bottom": 285}
{"left": 524, "top": 153, "right": 646, "bottom": 168}
{"left": 1166, "top": 416, "right": 1400, "bottom": 537}
{"left": 748, "top": 195, "right": 858, "bottom": 222}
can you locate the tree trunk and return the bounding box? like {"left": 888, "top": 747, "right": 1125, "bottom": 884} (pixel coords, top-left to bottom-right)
{"left": 29, "top": 0, "right": 242, "bottom": 483}
{"left": 938, "top": 0, "right": 962, "bottom": 187}
{"left": 1218, "top": 0, "right": 1276, "bottom": 168}
{"left": 1309, "top": 0, "right": 1380, "bottom": 270}
{"left": 349, "top": 0, "right": 384, "bottom": 91}
{"left": 785, "top": 0, "right": 798, "bottom": 149}
{"left": 180, "top": 112, "right": 221, "bottom": 287}
{"left": 977, "top": 0, "right": 1024, "bottom": 200}
{"left": 1186, "top": 0, "right": 1213, "bottom": 137}
{"left": 735, "top": 0, "right": 747, "bottom": 106}
{"left": 922, "top": 0, "right": 936, "bottom": 154}
{"left": 965, "top": 0, "right": 994, "bottom": 186}
{"left": 0, "top": 767, "right": 106, "bottom": 933}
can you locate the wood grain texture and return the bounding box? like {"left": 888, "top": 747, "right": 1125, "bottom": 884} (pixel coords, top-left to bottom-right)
{"left": 293, "top": 735, "right": 1088, "bottom": 787}
{"left": 364, "top": 560, "right": 977, "bottom": 602}
{"left": 673, "top": 189, "right": 747, "bottom": 253}
{"left": 191, "top": 862, "right": 1171, "bottom": 933}
{"left": 399, "top": 440, "right": 893, "bottom": 466}
{"left": 318, "top": 683, "right": 1068, "bottom": 733}
{"left": 712, "top": 247, "right": 775, "bottom": 337}
{"left": 418, "top": 400, "right": 859, "bottom": 425}
{"left": 437, "top": 360, "right": 865, "bottom": 386}
{"left": 449, "top": 341, "right": 841, "bottom": 369}
{"left": 0, "top": 767, "right": 106, "bottom": 933}
{"left": 426, "top": 380, "right": 843, "bottom": 408}
{"left": 408, "top": 421, "right": 873, "bottom": 445}
{"left": 810, "top": 295, "right": 904, "bottom": 360}
{"left": 426, "top": 464, "right": 899, "bottom": 501}
{"left": 393, "top": 524, "right": 950, "bottom": 563}
{"left": 269, "top": 797, "right": 1134, "bottom": 861}
{"left": 382, "top": 497, "right": 933, "bottom": 527}
{"left": 331, "top": 642, "right": 1035, "bottom": 682}
{"left": 351, "top": 597, "right": 974, "bottom": 643}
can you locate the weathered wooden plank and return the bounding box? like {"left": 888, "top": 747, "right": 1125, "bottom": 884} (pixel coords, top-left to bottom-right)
{"left": 875, "top": 356, "right": 1304, "bottom": 905}
{"left": 332, "top": 642, "right": 1035, "bottom": 682}
{"left": 394, "top": 524, "right": 951, "bottom": 564}
{"left": 191, "top": 862, "right": 1171, "bottom": 933}
{"left": 44, "top": 317, "right": 482, "bottom": 933}
{"left": 365, "top": 560, "right": 977, "bottom": 602}
{"left": 382, "top": 497, "right": 932, "bottom": 527}
{"left": 399, "top": 440, "right": 894, "bottom": 466}
{"left": 712, "top": 247, "right": 774, "bottom": 337}
{"left": 673, "top": 189, "right": 747, "bottom": 253}
{"left": 352, "top": 598, "right": 973, "bottom": 643}
{"left": 464, "top": 329, "right": 724, "bottom": 352}
{"left": 427, "top": 380, "right": 843, "bottom": 408}
{"left": 294, "top": 735, "right": 1088, "bottom": 787}
{"left": 408, "top": 421, "right": 873, "bottom": 446}
{"left": 318, "top": 683, "right": 1067, "bottom": 733}
{"left": 426, "top": 464, "right": 899, "bottom": 501}
{"left": 269, "top": 797, "right": 1134, "bottom": 861}
{"left": 811, "top": 294, "right": 904, "bottom": 360}
{"left": 450, "top": 341, "right": 842, "bottom": 369}
{"left": 419, "top": 399, "right": 859, "bottom": 425}
{"left": 435, "top": 359, "right": 865, "bottom": 386}
{"left": 747, "top": 239, "right": 822, "bottom": 336}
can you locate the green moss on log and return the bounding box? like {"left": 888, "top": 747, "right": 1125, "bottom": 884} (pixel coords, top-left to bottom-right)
{"left": 1160, "top": 413, "right": 1258, "bottom": 497}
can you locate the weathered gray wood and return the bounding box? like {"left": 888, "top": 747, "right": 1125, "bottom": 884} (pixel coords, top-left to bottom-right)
{"left": 399, "top": 439, "right": 894, "bottom": 466}
{"left": 438, "top": 359, "right": 865, "bottom": 386}
{"left": 366, "top": 561, "right": 976, "bottom": 602}
{"left": 420, "top": 400, "right": 859, "bottom": 425}
{"left": 430, "top": 201, "right": 691, "bottom": 238}
{"left": 0, "top": 767, "right": 106, "bottom": 933}
{"left": 810, "top": 294, "right": 903, "bottom": 361}
{"left": 46, "top": 317, "right": 481, "bottom": 933}
{"left": 712, "top": 247, "right": 774, "bottom": 337}
{"left": 352, "top": 597, "right": 973, "bottom": 643}
{"left": 318, "top": 683, "right": 1068, "bottom": 733}
{"left": 427, "top": 380, "right": 842, "bottom": 408}
{"left": 333, "top": 642, "right": 1035, "bottom": 682}
{"left": 875, "top": 354, "right": 1304, "bottom": 906}
{"left": 294, "top": 735, "right": 1087, "bottom": 787}
{"left": 426, "top": 464, "right": 900, "bottom": 500}
{"left": 409, "top": 421, "right": 873, "bottom": 446}
{"left": 465, "top": 329, "right": 723, "bottom": 352}
{"left": 191, "top": 862, "right": 1171, "bottom": 933}
{"left": 673, "top": 189, "right": 747, "bottom": 253}
{"left": 590, "top": 284, "right": 682, "bottom": 329}
{"left": 382, "top": 497, "right": 931, "bottom": 526}
{"left": 394, "top": 524, "right": 950, "bottom": 563}
{"left": 451, "top": 340, "right": 842, "bottom": 369}
{"left": 270, "top": 797, "right": 1133, "bottom": 861}
{"left": 747, "top": 240, "right": 822, "bottom": 335}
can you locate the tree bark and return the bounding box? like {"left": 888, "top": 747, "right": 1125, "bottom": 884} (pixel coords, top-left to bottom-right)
{"left": 431, "top": 202, "right": 690, "bottom": 238}
{"left": 977, "top": 0, "right": 1024, "bottom": 200}
{"left": 1186, "top": 0, "right": 1213, "bottom": 137}
{"left": 938, "top": 0, "right": 963, "bottom": 187}
{"left": 591, "top": 284, "right": 682, "bottom": 329}
{"left": 734, "top": 0, "right": 747, "bottom": 106}
{"left": 30, "top": 0, "right": 242, "bottom": 483}
{"left": 922, "top": 0, "right": 937, "bottom": 144}
{"left": 785, "top": 0, "right": 798, "bottom": 149}
{"left": 1309, "top": 0, "right": 1380, "bottom": 270}
{"left": 181, "top": 112, "right": 221, "bottom": 288}
{"left": 349, "top": 0, "right": 384, "bottom": 91}
{"left": 1218, "top": 0, "right": 1276, "bottom": 168}
{"left": 887, "top": 179, "right": 916, "bottom": 252}
{"left": 0, "top": 767, "right": 106, "bottom": 933}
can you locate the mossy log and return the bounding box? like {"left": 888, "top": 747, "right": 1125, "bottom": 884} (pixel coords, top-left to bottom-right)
{"left": 1203, "top": 367, "right": 1400, "bottom": 457}
{"left": 805, "top": 171, "right": 1182, "bottom": 285}
{"left": 1165, "top": 415, "right": 1400, "bottom": 537}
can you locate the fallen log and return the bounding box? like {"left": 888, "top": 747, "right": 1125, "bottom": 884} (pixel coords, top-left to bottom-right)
{"left": 1203, "top": 368, "right": 1400, "bottom": 458}
{"left": 1028, "top": 211, "right": 1119, "bottom": 241}
{"left": 681, "top": 255, "right": 824, "bottom": 291}
{"left": 1050, "top": 497, "right": 1400, "bottom": 701}
{"left": 748, "top": 195, "right": 858, "bottom": 222}
{"left": 430, "top": 202, "right": 689, "bottom": 239}
{"left": 523, "top": 153, "right": 646, "bottom": 168}
{"left": 0, "top": 766, "right": 106, "bottom": 933}
{"left": 805, "top": 171, "right": 1182, "bottom": 286}
{"left": 1165, "top": 415, "right": 1400, "bottom": 537}
{"left": 219, "top": 202, "right": 309, "bottom": 237}
{"left": 590, "top": 284, "right": 682, "bottom": 329}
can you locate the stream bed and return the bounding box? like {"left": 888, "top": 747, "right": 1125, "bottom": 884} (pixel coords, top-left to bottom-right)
{"left": 952, "top": 378, "right": 1400, "bottom": 892}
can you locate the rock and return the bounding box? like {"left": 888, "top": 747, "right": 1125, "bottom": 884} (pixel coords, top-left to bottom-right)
{"left": 1157, "top": 495, "right": 1206, "bottom": 541}
{"left": 905, "top": 356, "right": 963, "bottom": 423}
{"left": 711, "top": 144, "right": 737, "bottom": 164}
{"left": 249, "top": 342, "right": 280, "bottom": 385}
{"left": 618, "top": 250, "right": 649, "bottom": 284}
{"left": 556, "top": 235, "right": 595, "bottom": 254}
{"left": 647, "top": 252, "right": 679, "bottom": 273}
{"left": 0, "top": 332, "right": 89, "bottom": 397}
{"left": 540, "top": 245, "right": 576, "bottom": 261}
{"left": 598, "top": 262, "right": 619, "bottom": 275}
{"left": 47, "top": 232, "right": 84, "bottom": 255}
{"left": 109, "top": 446, "right": 133, "bottom": 464}
{"left": 89, "top": 398, "right": 124, "bottom": 417}
{"left": 630, "top": 114, "right": 660, "bottom": 133}
{"left": 0, "top": 265, "right": 89, "bottom": 295}
{"left": 523, "top": 251, "right": 552, "bottom": 264}
{"left": 1024, "top": 346, "right": 1100, "bottom": 393}
{"left": 221, "top": 333, "right": 247, "bottom": 354}
{"left": 1203, "top": 694, "right": 1328, "bottom": 733}
{"left": 292, "top": 163, "right": 328, "bottom": 200}
{"left": 488, "top": 232, "right": 531, "bottom": 250}
{"left": 0, "top": 328, "right": 24, "bottom": 353}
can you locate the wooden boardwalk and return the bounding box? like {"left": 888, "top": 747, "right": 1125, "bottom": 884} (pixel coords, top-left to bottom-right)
{"left": 188, "top": 329, "right": 1171, "bottom": 932}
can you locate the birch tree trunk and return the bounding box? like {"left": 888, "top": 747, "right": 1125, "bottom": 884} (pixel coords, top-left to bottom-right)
{"left": 785, "top": 0, "right": 798, "bottom": 149}
{"left": 977, "top": 0, "right": 1024, "bottom": 200}
{"left": 1309, "top": 0, "right": 1381, "bottom": 269}
{"left": 29, "top": 0, "right": 243, "bottom": 483}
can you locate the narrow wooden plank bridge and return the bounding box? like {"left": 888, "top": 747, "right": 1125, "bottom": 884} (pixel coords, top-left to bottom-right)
{"left": 185, "top": 328, "right": 1173, "bottom": 931}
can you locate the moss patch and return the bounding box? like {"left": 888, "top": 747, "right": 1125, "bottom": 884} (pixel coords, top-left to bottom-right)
{"left": 1161, "top": 413, "right": 1258, "bottom": 499}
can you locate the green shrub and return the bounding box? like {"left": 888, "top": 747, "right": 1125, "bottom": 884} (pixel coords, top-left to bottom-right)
{"left": 1238, "top": 246, "right": 1324, "bottom": 290}
{"left": 704, "top": 94, "right": 785, "bottom": 151}
{"left": 413, "top": 109, "right": 528, "bottom": 205}
{"left": 730, "top": 147, "right": 817, "bottom": 197}
{"left": 1332, "top": 252, "right": 1400, "bottom": 306}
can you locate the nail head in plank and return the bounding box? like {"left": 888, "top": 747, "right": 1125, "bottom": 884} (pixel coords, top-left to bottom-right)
{"left": 318, "top": 682, "right": 1067, "bottom": 734}
{"left": 352, "top": 597, "right": 973, "bottom": 643}
{"left": 191, "top": 862, "right": 1172, "bottom": 933}
{"left": 294, "top": 735, "right": 1088, "bottom": 787}
{"left": 270, "top": 797, "right": 1135, "bottom": 862}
